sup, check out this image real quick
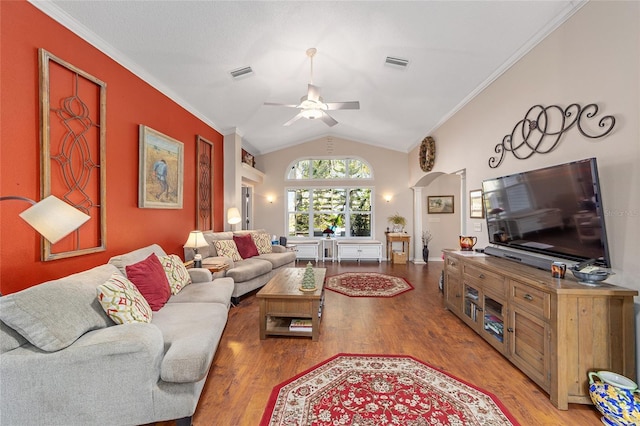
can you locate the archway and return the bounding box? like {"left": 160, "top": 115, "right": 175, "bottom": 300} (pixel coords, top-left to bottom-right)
{"left": 411, "top": 171, "right": 464, "bottom": 263}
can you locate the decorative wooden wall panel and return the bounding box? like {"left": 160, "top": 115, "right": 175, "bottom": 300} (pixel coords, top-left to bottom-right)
{"left": 39, "top": 49, "right": 106, "bottom": 260}
{"left": 196, "top": 135, "right": 214, "bottom": 231}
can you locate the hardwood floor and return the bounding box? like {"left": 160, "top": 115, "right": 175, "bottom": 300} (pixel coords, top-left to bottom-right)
{"left": 157, "top": 261, "right": 602, "bottom": 426}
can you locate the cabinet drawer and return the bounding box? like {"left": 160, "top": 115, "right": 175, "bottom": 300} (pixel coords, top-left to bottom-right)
{"left": 511, "top": 281, "right": 550, "bottom": 320}
{"left": 463, "top": 264, "right": 505, "bottom": 294}
{"left": 445, "top": 256, "right": 461, "bottom": 275}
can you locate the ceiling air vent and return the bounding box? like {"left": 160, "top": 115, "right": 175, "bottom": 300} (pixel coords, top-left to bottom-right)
{"left": 230, "top": 66, "right": 254, "bottom": 79}
{"left": 384, "top": 56, "right": 409, "bottom": 69}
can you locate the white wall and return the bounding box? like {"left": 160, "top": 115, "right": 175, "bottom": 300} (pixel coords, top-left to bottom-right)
{"left": 407, "top": 0, "right": 640, "bottom": 374}
{"left": 422, "top": 174, "right": 462, "bottom": 259}
{"left": 254, "top": 136, "right": 412, "bottom": 258}
{"left": 410, "top": 0, "right": 639, "bottom": 284}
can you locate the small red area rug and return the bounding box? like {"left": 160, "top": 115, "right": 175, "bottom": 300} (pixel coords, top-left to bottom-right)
{"left": 260, "top": 354, "right": 520, "bottom": 426}
{"left": 325, "top": 272, "right": 413, "bottom": 297}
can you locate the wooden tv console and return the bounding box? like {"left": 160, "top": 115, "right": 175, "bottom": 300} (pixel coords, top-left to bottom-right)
{"left": 443, "top": 250, "right": 637, "bottom": 410}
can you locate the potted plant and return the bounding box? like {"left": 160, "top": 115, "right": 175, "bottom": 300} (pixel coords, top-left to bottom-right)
{"left": 422, "top": 230, "right": 433, "bottom": 262}
{"left": 387, "top": 212, "right": 406, "bottom": 233}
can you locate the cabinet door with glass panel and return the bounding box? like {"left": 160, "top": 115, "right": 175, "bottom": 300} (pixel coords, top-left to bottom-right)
{"left": 462, "top": 282, "right": 507, "bottom": 355}
{"left": 481, "top": 290, "right": 507, "bottom": 354}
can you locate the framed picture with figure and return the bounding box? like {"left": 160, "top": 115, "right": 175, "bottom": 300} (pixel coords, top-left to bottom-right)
{"left": 139, "top": 125, "right": 184, "bottom": 209}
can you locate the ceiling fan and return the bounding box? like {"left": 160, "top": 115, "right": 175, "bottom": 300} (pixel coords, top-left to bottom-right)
{"left": 265, "top": 48, "right": 360, "bottom": 127}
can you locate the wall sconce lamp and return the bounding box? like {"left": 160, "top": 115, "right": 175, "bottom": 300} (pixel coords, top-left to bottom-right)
{"left": 0, "top": 195, "right": 90, "bottom": 244}
{"left": 183, "top": 230, "right": 208, "bottom": 267}
{"left": 266, "top": 195, "right": 274, "bottom": 204}
{"left": 384, "top": 195, "right": 392, "bottom": 203}
{"left": 227, "top": 207, "right": 241, "bottom": 226}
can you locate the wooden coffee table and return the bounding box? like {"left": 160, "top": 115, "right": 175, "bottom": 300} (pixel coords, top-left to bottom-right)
{"left": 256, "top": 267, "right": 326, "bottom": 341}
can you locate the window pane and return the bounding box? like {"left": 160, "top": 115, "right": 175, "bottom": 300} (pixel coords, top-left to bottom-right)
{"left": 312, "top": 188, "right": 346, "bottom": 211}
{"left": 288, "top": 213, "right": 309, "bottom": 236}
{"left": 348, "top": 159, "right": 371, "bottom": 178}
{"left": 349, "top": 188, "right": 371, "bottom": 211}
{"left": 350, "top": 213, "right": 371, "bottom": 236}
{"left": 312, "top": 159, "right": 347, "bottom": 179}
{"left": 288, "top": 160, "right": 310, "bottom": 179}
{"left": 313, "top": 213, "right": 345, "bottom": 236}
{"left": 288, "top": 189, "right": 310, "bottom": 211}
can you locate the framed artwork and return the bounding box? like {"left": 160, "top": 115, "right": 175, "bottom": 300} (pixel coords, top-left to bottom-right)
{"left": 242, "top": 148, "right": 255, "bottom": 167}
{"left": 196, "top": 135, "right": 214, "bottom": 230}
{"left": 469, "top": 189, "right": 484, "bottom": 218}
{"left": 427, "top": 195, "right": 454, "bottom": 214}
{"left": 139, "top": 125, "right": 184, "bottom": 209}
{"left": 39, "top": 48, "right": 107, "bottom": 261}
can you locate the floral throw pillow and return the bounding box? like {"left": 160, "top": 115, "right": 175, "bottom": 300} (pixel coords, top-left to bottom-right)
{"left": 159, "top": 254, "right": 192, "bottom": 295}
{"left": 251, "top": 232, "right": 273, "bottom": 254}
{"left": 213, "top": 240, "right": 242, "bottom": 261}
{"left": 97, "top": 274, "right": 152, "bottom": 324}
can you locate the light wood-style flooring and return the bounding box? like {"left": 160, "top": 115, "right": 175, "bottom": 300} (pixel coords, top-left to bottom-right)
{"left": 157, "top": 261, "right": 602, "bottom": 426}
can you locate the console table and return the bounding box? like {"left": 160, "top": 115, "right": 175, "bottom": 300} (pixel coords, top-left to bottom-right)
{"left": 442, "top": 249, "right": 637, "bottom": 410}
{"left": 385, "top": 232, "right": 410, "bottom": 262}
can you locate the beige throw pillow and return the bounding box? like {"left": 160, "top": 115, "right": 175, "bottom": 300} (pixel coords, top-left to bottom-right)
{"left": 213, "top": 240, "right": 242, "bottom": 261}
{"left": 251, "top": 232, "right": 273, "bottom": 254}
{"left": 159, "top": 254, "right": 192, "bottom": 294}
{"left": 97, "top": 274, "right": 153, "bottom": 324}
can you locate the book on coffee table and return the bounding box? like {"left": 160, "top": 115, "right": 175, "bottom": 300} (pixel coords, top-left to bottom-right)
{"left": 289, "top": 319, "right": 312, "bottom": 332}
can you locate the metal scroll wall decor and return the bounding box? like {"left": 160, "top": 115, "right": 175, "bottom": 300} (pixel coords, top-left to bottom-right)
{"left": 39, "top": 49, "right": 106, "bottom": 261}
{"left": 488, "top": 103, "right": 615, "bottom": 168}
{"left": 196, "top": 135, "right": 214, "bottom": 231}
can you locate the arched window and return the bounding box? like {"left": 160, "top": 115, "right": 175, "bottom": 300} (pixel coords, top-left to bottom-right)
{"left": 286, "top": 157, "right": 373, "bottom": 238}
{"left": 286, "top": 158, "right": 372, "bottom": 180}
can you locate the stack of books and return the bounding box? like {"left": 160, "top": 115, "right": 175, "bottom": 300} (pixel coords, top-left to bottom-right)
{"left": 289, "top": 318, "right": 312, "bottom": 332}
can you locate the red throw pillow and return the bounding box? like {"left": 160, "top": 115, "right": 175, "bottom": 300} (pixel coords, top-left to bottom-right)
{"left": 125, "top": 253, "right": 171, "bottom": 311}
{"left": 233, "top": 234, "right": 260, "bottom": 259}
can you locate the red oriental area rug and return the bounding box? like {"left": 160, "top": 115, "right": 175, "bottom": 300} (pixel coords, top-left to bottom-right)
{"left": 325, "top": 272, "right": 413, "bottom": 297}
{"left": 260, "top": 354, "right": 520, "bottom": 426}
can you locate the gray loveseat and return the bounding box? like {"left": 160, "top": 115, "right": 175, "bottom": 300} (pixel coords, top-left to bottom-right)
{"left": 0, "top": 244, "right": 233, "bottom": 426}
{"left": 184, "top": 230, "right": 296, "bottom": 304}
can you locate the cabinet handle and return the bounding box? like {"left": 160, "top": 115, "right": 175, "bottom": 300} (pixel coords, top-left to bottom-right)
{"left": 523, "top": 294, "right": 533, "bottom": 301}
{"left": 455, "top": 294, "right": 461, "bottom": 298}
{"left": 477, "top": 307, "right": 484, "bottom": 312}
{"left": 478, "top": 273, "right": 485, "bottom": 279}
{"left": 507, "top": 327, "right": 514, "bottom": 333}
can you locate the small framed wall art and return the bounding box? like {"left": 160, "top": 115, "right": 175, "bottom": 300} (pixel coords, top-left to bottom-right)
{"left": 138, "top": 125, "right": 184, "bottom": 209}
{"left": 469, "top": 189, "right": 484, "bottom": 218}
{"left": 427, "top": 195, "right": 454, "bottom": 214}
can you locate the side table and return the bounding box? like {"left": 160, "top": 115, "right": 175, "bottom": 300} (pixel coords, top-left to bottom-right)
{"left": 321, "top": 238, "right": 336, "bottom": 263}
{"left": 385, "top": 232, "right": 411, "bottom": 262}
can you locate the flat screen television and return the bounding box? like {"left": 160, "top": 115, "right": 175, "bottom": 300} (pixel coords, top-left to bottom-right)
{"left": 482, "top": 158, "right": 611, "bottom": 269}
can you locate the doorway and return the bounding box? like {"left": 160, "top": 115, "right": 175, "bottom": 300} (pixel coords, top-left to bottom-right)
{"left": 241, "top": 186, "right": 252, "bottom": 230}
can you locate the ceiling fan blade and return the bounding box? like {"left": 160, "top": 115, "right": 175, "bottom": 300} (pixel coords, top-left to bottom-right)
{"left": 264, "top": 102, "right": 299, "bottom": 108}
{"left": 307, "top": 84, "right": 320, "bottom": 102}
{"left": 283, "top": 112, "right": 305, "bottom": 126}
{"left": 320, "top": 111, "right": 338, "bottom": 127}
{"left": 325, "top": 101, "right": 360, "bottom": 110}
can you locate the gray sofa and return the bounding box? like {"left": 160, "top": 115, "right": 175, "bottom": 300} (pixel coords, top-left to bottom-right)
{"left": 184, "top": 230, "right": 296, "bottom": 303}
{"left": 0, "top": 244, "right": 233, "bottom": 426}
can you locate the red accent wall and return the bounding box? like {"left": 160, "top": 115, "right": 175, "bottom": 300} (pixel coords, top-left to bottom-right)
{"left": 0, "top": 1, "right": 225, "bottom": 294}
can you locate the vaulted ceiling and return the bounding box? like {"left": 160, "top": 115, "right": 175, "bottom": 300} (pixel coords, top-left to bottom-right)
{"left": 35, "top": 1, "right": 584, "bottom": 154}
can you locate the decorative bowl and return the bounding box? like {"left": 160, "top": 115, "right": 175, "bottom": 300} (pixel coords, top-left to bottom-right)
{"left": 571, "top": 269, "right": 611, "bottom": 284}
{"left": 588, "top": 371, "right": 640, "bottom": 426}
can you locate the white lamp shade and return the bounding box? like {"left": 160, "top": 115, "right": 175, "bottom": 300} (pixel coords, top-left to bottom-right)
{"left": 227, "top": 207, "right": 241, "bottom": 225}
{"left": 183, "top": 230, "right": 208, "bottom": 249}
{"left": 18, "top": 195, "right": 91, "bottom": 244}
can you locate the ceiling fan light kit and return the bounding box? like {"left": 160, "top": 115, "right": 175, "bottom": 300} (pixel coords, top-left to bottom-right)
{"left": 265, "top": 47, "right": 360, "bottom": 127}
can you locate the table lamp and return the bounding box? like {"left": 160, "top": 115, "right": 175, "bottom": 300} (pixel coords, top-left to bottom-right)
{"left": 227, "top": 207, "right": 241, "bottom": 230}
{"left": 183, "top": 230, "right": 208, "bottom": 267}
{"left": 0, "top": 195, "right": 91, "bottom": 244}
